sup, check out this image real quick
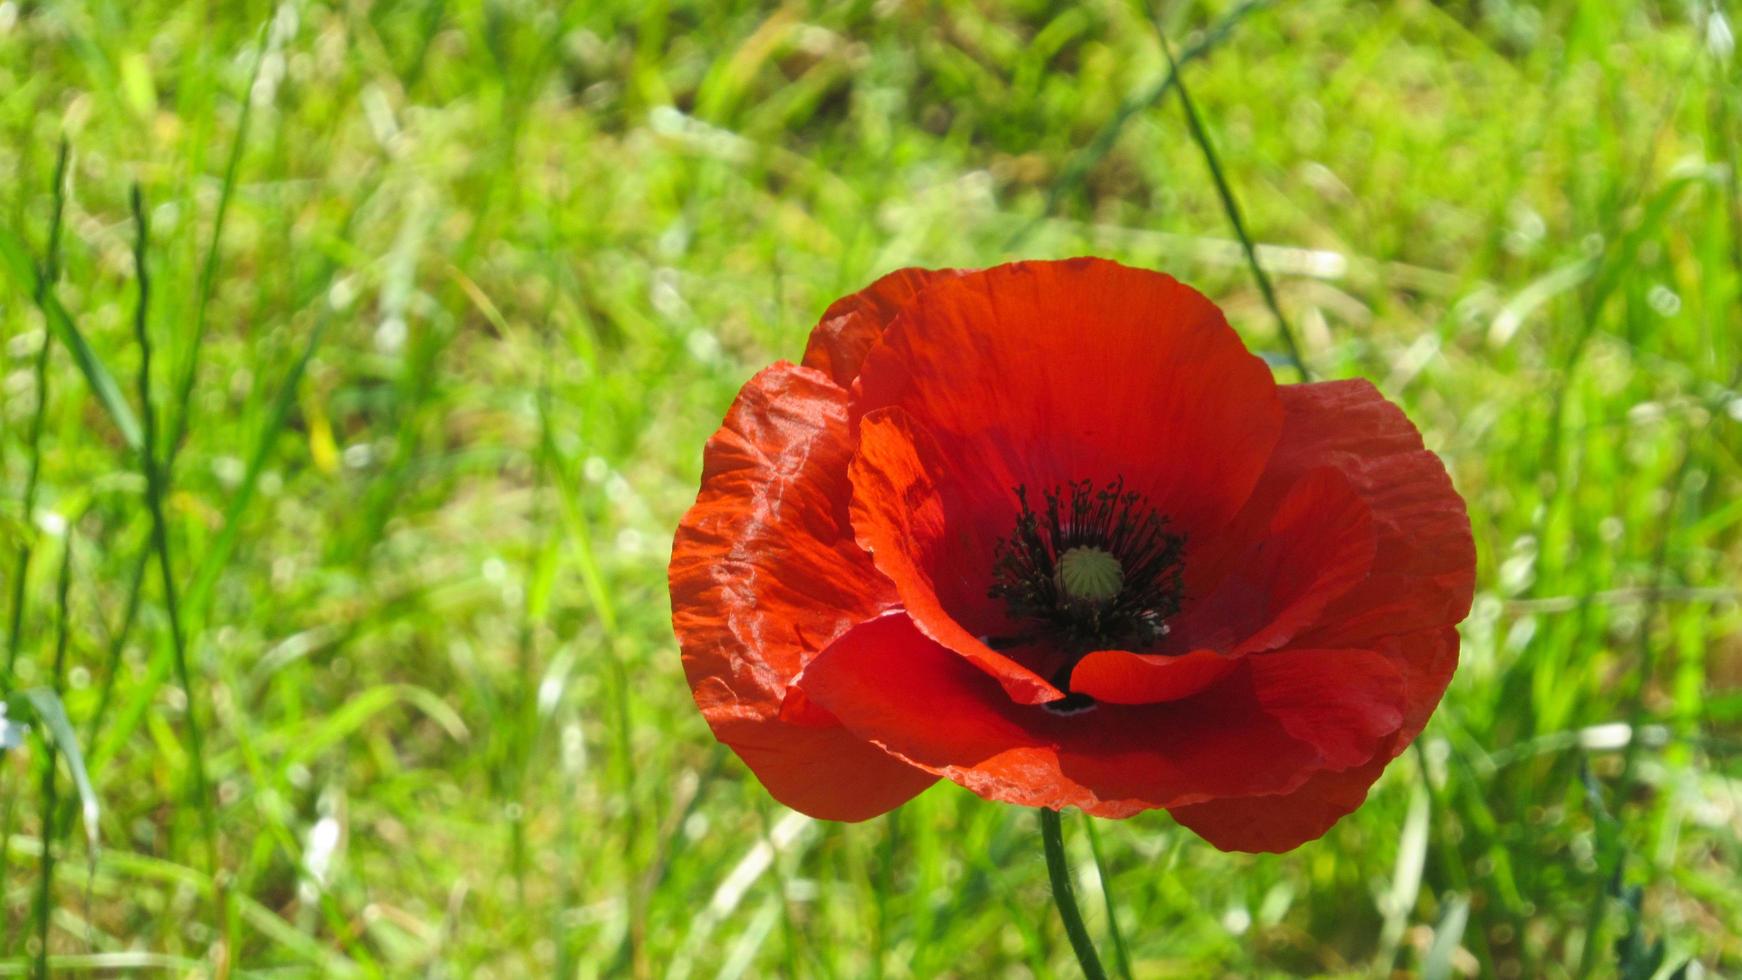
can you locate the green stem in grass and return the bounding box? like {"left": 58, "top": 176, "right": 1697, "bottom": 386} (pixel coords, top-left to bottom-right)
{"left": 1004, "top": 0, "right": 1274, "bottom": 252}
{"left": 1156, "top": 27, "right": 1311, "bottom": 382}
{"left": 4, "top": 139, "right": 69, "bottom": 683}
{"left": 166, "top": 21, "right": 267, "bottom": 462}
{"left": 1039, "top": 808, "right": 1108, "bottom": 980}
{"left": 0, "top": 139, "right": 70, "bottom": 961}
{"left": 86, "top": 22, "right": 267, "bottom": 765}
{"left": 130, "top": 184, "right": 224, "bottom": 906}
{"left": 1081, "top": 811, "right": 1133, "bottom": 980}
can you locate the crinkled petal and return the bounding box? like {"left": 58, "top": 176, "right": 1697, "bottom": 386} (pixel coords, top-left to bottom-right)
{"left": 670, "top": 362, "right": 935, "bottom": 819}
{"left": 799, "top": 613, "right": 1324, "bottom": 816}
{"left": 801, "top": 267, "right": 966, "bottom": 388}
{"left": 848, "top": 407, "right": 1061, "bottom": 704}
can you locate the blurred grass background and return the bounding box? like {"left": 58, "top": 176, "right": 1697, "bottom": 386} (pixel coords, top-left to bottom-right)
{"left": 2, "top": 0, "right": 1740, "bottom": 976}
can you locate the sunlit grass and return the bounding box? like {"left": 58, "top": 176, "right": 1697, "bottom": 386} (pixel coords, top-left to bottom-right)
{"left": 2, "top": 0, "right": 1738, "bottom": 976}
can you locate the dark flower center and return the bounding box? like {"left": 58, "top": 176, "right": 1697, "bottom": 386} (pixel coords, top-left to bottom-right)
{"left": 988, "top": 478, "right": 1185, "bottom": 698}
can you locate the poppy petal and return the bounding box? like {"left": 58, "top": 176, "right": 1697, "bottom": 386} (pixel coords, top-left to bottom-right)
{"left": 848, "top": 407, "right": 1062, "bottom": 705}
{"left": 1068, "top": 648, "right": 1237, "bottom": 705}
{"left": 1382, "top": 625, "right": 1462, "bottom": 744}
{"left": 1167, "top": 754, "right": 1390, "bottom": 853}
{"left": 1267, "top": 380, "right": 1475, "bottom": 648}
{"left": 1069, "top": 466, "right": 1374, "bottom": 705}
{"left": 670, "top": 362, "right": 935, "bottom": 819}
{"left": 1169, "top": 466, "right": 1376, "bottom": 655}
{"left": 1165, "top": 626, "right": 1458, "bottom": 852}
{"left": 801, "top": 267, "right": 967, "bottom": 388}
{"left": 1247, "top": 648, "right": 1405, "bottom": 769}
{"left": 799, "top": 613, "right": 1324, "bottom": 816}
{"left": 854, "top": 258, "right": 1283, "bottom": 542}
{"left": 708, "top": 710, "right": 938, "bottom": 822}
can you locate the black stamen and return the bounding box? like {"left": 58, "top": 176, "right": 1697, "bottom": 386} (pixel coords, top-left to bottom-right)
{"left": 989, "top": 477, "right": 1185, "bottom": 664}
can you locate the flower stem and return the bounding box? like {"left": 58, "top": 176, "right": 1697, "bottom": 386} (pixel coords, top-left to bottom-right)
{"left": 1039, "top": 807, "right": 1108, "bottom": 980}
{"left": 1081, "top": 812, "right": 1134, "bottom": 980}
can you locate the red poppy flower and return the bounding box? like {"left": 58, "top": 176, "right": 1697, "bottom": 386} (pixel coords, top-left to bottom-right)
{"left": 670, "top": 258, "right": 1474, "bottom": 852}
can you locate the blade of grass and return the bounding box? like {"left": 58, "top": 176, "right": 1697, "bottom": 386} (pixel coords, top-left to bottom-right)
{"left": 89, "top": 288, "right": 358, "bottom": 792}
{"left": 0, "top": 837, "right": 363, "bottom": 977}
{"left": 27, "top": 744, "right": 56, "bottom": 973}
{"left": 0, "top": 190, "right": 144, "bottom": 451}
{"left": 1542, "top": 169, "right": 1713, "bottom": 483}
{"left": 545, "top": 420, "right": 646, "bottom": 974}
{"left": 1422, "top": 893, "right": 1471, "bottom": 980}
{"left": 0, "top": 140, "right": 72, "bottom": 958}
{"left": 620, "top": 746, "right": 726, "bottom": 971}
{"left": 0, "top": 764, "right": 18, "bottom": 959}
{"left": 1411, "top": 740, "right": 1502, "bottom": 976}
{"left": 4, "top": 139, "right": 70, "bottom": 683}
{"left": 165, "top": 21, "right": 268, "bottom": 462}
{"left": 506, "top": 327, "right": 559, "bottom": 909}
{"left": 400, "top": 0, "right": 452, "bottom": 89}
{"left": 1572, "top": 370, "right": 1736, "bottom": 978}
{"left": 755, "top": 798, "right": 803, "bottom": 980}
{"left": 1080, "top": 812, "right": 1133, "bottom": 980}
{"left": 180, "top": 161, "right": 388, "bottom": 629}
{"left": 1004, "top": 0, "right": 1275, "bottom": 252}
{"left": 954, "top": 812, "right": 1051, "bottom": 975}
{"left": 1155, "top": 21, "right": 1310, "bottom": 380}
{"left": 180, "top": 299, "right": 334, "bottom": 629}
{"left": 79, "top": 11, "right": 347, "bottom": 786}
{"left": 128, "top": 186, "right": 227, "bottom": 950}
{"left": 88, "top": 168, "right": 387, "bottom": 773}
{"left": 1560, "top": 38, "right": 1732, "bottom": 976}
{"left": 872, "top": 808, "right": 899, "bottom": 980}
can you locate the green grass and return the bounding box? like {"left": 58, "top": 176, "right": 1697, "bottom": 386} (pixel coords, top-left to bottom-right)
{"left": 3, "top": 0, "right": 1740, "bottom": 976}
